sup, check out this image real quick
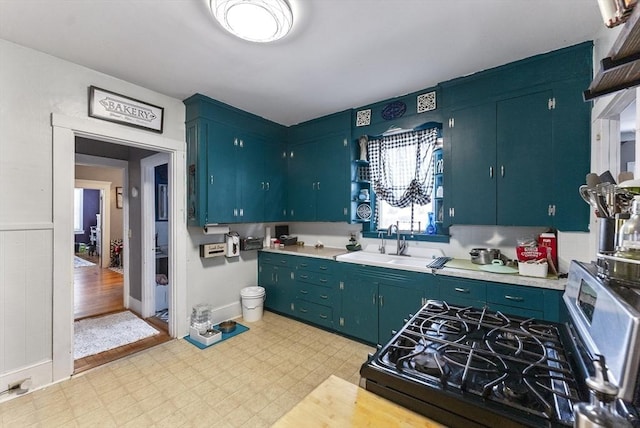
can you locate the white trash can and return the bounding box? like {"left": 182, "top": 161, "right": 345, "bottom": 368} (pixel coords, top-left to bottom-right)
{"left": 240, "top": 286, "right": 265, "bottom": 322}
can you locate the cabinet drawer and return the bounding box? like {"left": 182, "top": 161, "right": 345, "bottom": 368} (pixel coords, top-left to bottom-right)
{"left": 296, "top": 283, "right": 335, "bottom": 306}
{"left": 260, "top": 253, "right": 292, "bottom": 267}
{"left": 439, "top": 278, "right": 486, "bottom": 303}
{"left": 488, "top": 303, "right": 543, "bottom": 320}
{"left": 295, "top": 258, "right": 333, "bottom": 273}
{"left": 487, "top": 284, "right": 544, "bottom": 312}
{"left": 296, "top": 270, "right": 333, "bottom": 288}
{"left": 294, "top": 300, "right": 333, "bottom": 328}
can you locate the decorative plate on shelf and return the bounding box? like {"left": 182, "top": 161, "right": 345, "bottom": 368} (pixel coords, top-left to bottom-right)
{"left": 356, "top": 203, "right": 372, "bottom": 220}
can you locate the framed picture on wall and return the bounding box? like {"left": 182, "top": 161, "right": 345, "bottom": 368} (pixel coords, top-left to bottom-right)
{"left": 116, "top": 187, "right": 123, "bottom": 209}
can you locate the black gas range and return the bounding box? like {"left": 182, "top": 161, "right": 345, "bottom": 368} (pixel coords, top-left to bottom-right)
{"left": 360, "top": 261, "right": 640, "bottom": 427}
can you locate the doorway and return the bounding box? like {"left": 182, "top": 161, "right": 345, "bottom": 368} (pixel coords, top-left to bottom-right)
{"left": 52, "top": 113, "right": 187, "bottom": 382}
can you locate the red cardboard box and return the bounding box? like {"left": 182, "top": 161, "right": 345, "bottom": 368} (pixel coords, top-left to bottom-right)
{"left": 516, "top": 245, "right": 546, "bottom": 262}
{"left": 538, "top": 232, "right": 558, "bottom": 269}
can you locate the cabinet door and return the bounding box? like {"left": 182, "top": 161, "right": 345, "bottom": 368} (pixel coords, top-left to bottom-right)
{"left": 445, "top": 103, "right": 496, "bottom": 226}
{"left": 186, "top": 120, "right": 207, "bottom": 226}
{"left": 206, "top": 123, "right": 238, "bottom": 223}
{"left": 288, "top": 143, "right": 317, "bottom": 220}
{"left": 551, "top": 79, "right": 591, "bottom": 232}
{"left": 263, "top": 141, "right": 287, "bottom": 222}
{"left": 237, "top": 135, "right": 265, "bottom": 223}
{"left": 315, "top": 136, "right": 349, "bottom": 222}
{"left": 378, "top": 283, "right": 423, "bottom": 344}
{"left": 497, "top": 91, "right": 553, "bottom": 226}
{"left": 339, "top": 277, "right": 378, "bottom": 344}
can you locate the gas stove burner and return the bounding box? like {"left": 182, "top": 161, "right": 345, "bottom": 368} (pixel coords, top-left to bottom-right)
{"left": 419, "top": 317, "right": 464, "bottom": 340}
{"left": 521, "top": 319, "right": 557, "bottom": 340}
{"left": 413, "top": 351, "right": 448, "bottom": 377}
{"left": 457, "top": 306, "right": 508, "bottom": 327}
{"left": 495, "top": 379, "right": 530, "bottom": 403}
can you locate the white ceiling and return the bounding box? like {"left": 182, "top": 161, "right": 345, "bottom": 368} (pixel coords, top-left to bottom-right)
{"left": 0, "top": 0, "right": 606, "bottom": 126}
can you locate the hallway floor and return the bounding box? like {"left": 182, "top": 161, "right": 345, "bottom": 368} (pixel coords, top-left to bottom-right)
{"left": 0, "top": 311, "right": 374, "bottom": 427}
{"left": 73, "top": 262, "right": 170, "bottom": 374}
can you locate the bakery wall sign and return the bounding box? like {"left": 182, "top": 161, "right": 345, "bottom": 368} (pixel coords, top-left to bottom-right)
{"left": 88, "top": 86, "right": 164, "bottom": 133}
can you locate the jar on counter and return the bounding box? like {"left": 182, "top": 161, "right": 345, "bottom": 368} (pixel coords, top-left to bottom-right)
{"left": 616, "top": 195, "right": 640, "bottom": 260}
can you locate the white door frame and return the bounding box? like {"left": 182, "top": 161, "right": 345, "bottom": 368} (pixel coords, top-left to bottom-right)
{"left": 74, "top": 179, "right": 112, "bottom": 269}
{"left": 141, "top": 153, "right": 170, "bottom": 318}
{"left": 52, "top": 113, "right": 187, "bottom": 382}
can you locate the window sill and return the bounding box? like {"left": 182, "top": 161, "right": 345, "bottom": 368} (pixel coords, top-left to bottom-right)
{"left": 362, "top": 231, "right": 450, "bottom": 243}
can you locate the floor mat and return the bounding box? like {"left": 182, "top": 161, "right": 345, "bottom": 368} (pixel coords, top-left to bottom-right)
{"left": 74, "top": 311, "right": 159, "bottom": 359}
{"left": 74, "top": 255, "right": 95, "bottom": 268}
{"left": 184, "top": 322, "right": 249, "bottom": 349}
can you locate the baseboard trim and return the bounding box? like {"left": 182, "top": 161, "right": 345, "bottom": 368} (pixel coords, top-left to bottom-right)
{"left": 0, "top": 360, "right": 54, "bottom": 404}
{"left": 128, "top": 297, "right": 142, "bottom": 316}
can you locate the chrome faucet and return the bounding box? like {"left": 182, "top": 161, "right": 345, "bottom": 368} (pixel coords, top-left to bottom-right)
{"left": 378, "top": 231, "right": 385, "bottom": 254}
{"left": 387, "top": 222, "right": 408, "bottom": 256}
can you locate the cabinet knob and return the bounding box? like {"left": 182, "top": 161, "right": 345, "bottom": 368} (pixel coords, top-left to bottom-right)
{"left": 489, "top": 166, "right": 494, "bottom": 178}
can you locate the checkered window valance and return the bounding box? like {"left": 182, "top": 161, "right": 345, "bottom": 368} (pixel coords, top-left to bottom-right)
{"left": 367, "top": 127, "right": 439, "bottom": 225}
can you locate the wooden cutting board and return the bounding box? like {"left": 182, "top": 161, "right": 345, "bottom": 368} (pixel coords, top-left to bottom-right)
{"left": 273, "top": 375, "right": 444, "bottom": 427}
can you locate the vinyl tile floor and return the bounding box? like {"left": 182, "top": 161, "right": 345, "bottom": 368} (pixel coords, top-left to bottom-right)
{"left": 0, "top": 311, "right": 374, "bottom": 427}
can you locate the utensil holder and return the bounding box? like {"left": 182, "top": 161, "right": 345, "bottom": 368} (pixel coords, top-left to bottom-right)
{"left": 598, "top": 217, "right": 616, "bottom": 254}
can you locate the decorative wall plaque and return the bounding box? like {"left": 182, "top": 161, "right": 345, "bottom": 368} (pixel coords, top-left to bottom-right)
{"left": 417, "top": 91, "right": 437, "bottom": 113}
{"left": 381, "top": 101, "right": 407, "bottom": 120}
{"left": 356, "top": 109, "right": 372, "bottom": 127}
{"left": 88, "top": 86, "right": 164, "bottom": 133}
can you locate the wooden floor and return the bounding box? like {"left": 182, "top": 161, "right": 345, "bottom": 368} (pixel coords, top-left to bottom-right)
{"left": 74, "top": 253, "right": 170, "bottom": 374}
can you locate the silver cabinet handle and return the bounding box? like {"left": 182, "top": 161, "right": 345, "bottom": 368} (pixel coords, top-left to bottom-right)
{"left": 454, "top": 287, "right": 470, "bottom": 294}
{"left": 320, "top": 294, "right": 328, "bottom": 299}
{"left": 261, "top": 181, "right": 265, "bottom": 190}
{"left": 300, "top": 289, "right": 308, "bottom": 294}
{"left": 266, "top": 182, "right": 270, "bottom": 191}
{"left": 319, "top": 314, "right": 328, "bottom": 319}
{"left": 239, "top": 208, "right": 243, "bottom": 217}
{"left": 501, "top": 165, "right": 505, "bottom": 177}
{"left": 317, "top": 181, "right": 321, "bottom": 190}
{"left": 490, "top": 166, "right": 493, "bottom": 178}
{"left": 319, "top": 279, "right": 328, "bottom": 283}
{"left": 299, "top": 263, "right": 308, "bottom": 267}
{"left": 504, "top": 295, "right": 524, "bottom": 302}
{"left": 379, "top": 295, "right": 384, "bottom": 306}
{"left": 299, "top": 274, "right": 309, "bottom": 279}
{"left": 300, "top": 308, "right": 308, "bottom": 313}
{"left": 312, "top": 182, "right": 316, "bottom": 190}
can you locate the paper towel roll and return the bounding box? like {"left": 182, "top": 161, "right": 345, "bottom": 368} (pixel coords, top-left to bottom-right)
{"left": 265, "top": 226, "right": 271, "bottom": 246}
{"left": 203, "top": 225, "right": 230, "bottom": 235}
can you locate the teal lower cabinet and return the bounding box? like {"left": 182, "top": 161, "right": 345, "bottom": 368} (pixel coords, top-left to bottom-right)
{"left": 438, "top": 276, "right": 486, "bottom": 308}
{"left": 258, "top": 253, "right": 295, "bottom": 316}
{"left": 439, "top": 275, "right": 562, "bottom": 322}
{"left": 487, "top": 283, "right": 562, "bottom": 322}
{"left": 337, "top": 265, "right": 437, "bottom": 345}
{"left": 292, "top": 258, "right": 338, "bottom": 329}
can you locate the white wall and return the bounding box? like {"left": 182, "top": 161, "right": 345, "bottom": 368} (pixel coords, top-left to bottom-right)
{"left": 0, "top": 38, "right": 186, "bottom": 399}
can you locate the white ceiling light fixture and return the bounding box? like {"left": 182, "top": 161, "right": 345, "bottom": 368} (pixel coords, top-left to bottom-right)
{"left": 210, "top": 0, "right": 293, "bottom": 43}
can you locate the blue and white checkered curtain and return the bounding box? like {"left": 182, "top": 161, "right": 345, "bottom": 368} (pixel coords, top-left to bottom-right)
{"left": 367, "top": 127, "right": 439, "bottom": 225}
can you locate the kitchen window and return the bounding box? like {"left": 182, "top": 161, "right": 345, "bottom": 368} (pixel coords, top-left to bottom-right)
{"left": 367, "top": 126, "right": 439, "bottom": 234}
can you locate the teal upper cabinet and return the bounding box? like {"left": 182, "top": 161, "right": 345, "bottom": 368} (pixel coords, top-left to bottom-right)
{"left": 287, "top": 111, "right": 351, "bottom": 222}
{"left": 184, "top": 94, "right": 287, "bottom": 226}
{"left": 441, "top": 42, "right": 592, "bottom": 231}
{"left": 444, "top": 102, "right": 497, "bottom": 225}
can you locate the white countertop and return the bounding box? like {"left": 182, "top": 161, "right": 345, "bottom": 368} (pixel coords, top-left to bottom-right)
{"left": 261, "top": 246, "right": 566, "bottom": 291}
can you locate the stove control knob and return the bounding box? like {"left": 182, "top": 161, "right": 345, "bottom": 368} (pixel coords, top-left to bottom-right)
{"left": 574, "top": 355, "right": 632, "bottom": 428}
